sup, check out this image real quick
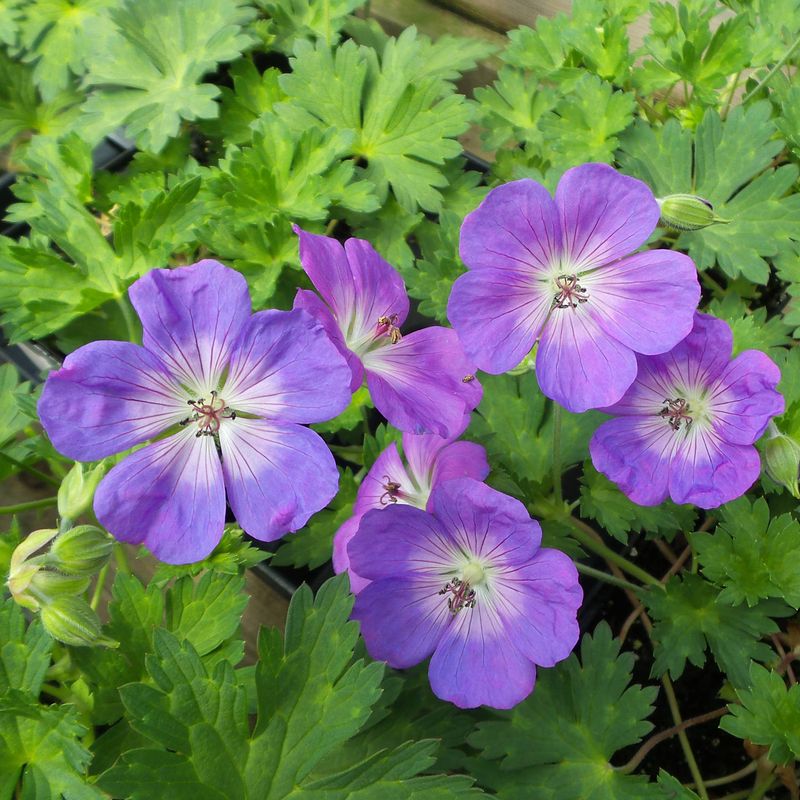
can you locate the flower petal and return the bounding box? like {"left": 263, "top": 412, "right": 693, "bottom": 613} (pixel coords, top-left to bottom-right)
{"left": 352, "top": 442, "right": 415, "bottom": 515}
{"left": 459, "top": 179, "right": 561, "bottom": 273}
{"left": 128, "top": 261, "right": 251, "bottom": 395}
{"left": 447, "top": 269, "right": 552, "bottom": 374}
{"left": 536, "top": 306, "right": 637, "bottom": 412}
{"left": 219, "top": 418, "right": 339, "bottom": 542}
{"left": 600, "top": 354, "right": 678, "bottom": 416}
{"left": 38, "top": 341, "right": 186, "bottom": 461}
{"left": 93, "top": 429, "right": 225, "bottom": 564}
{"left": 582, "top": 250, "right": 700, "bottom": 355}
{"left": 669, "top": 431, "right": 761, "bottom": 508}
{"left": 221, "top": 308, "right": 351, "bottom": 422}
{"left": 709, "top": 349, "right": 784, "bottom": 445}
{"left": 364, "top": 327, "right": 482, "bottom": 437}
{"left": 332, "top": 517, "right": 370, "bottom": 594}
{"left": 590, "top": 416, "right": 675, "bottom": 506}
{"left": 352, "top": 576, "right": 452, "bottom": 669}
{"left": 294, "top": 289, "right": 364, "bottom": 392}
{"left": 347, "top": 504, "right": 458, "bottom": 581}
{"left": 491, "top": 548, "right": 582, "bottom": 668}
{"left": 429, "top": 478, "right": 542, "bottom": 565}
{"left": 428, "top": 602, "right": 537, "bottom": 709}
{"left": 555, "top": 163, "right": 659, "bottom": 270}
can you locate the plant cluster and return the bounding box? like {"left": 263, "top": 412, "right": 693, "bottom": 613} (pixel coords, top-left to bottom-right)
{"left": 1, "top": 0, "right": 800, "bottom": 797}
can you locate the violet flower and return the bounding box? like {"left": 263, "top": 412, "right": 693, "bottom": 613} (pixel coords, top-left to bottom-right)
{"left": 590, "top": 313, "right": 784, "bottom": 508}
{"left": 333, "top": 427, "right": 490, "bottom": 592}
{"left": 349, "top": 478, "right": 582, "bottom": 709}
{"left": 293, "top": 226, "right": 482, "bottom": 437}
{"left": 448, "top": 163, "right": 701, "bottom": 412}
{"left": 38, "top": 261, "right": 352, "bottom": 564}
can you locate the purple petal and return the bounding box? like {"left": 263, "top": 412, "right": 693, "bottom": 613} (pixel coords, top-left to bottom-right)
{"left": 221, "top": 308, "right": 351, "bottom": 422}
{"left": 583, "top": 250, "right": 700, "bottom": 355}
{"left": 459, "top": 179, "right": 561, "bottom": 273}
{"left": 294, "top": 228, "right": 409, "bottom": 355}
{"left": 38, "top": 341, "right": 186, "bottom": 461}
{"left": 364, "top": 327, "right": 482, "bottom": 437}
{"left": 347, "top": 504, "right": 458, "bottom": 581}
{"left": 590, "top": 416, "right": 675, "bottom": 506}
{"left": 429, "top": 478, "right": 542, "bottom": 564}
{"left": 294, "top": 289, "right": 364, "bottom": 392}
{"left": 93, "top": 429, "right": 225, "bottom": 564}
{"left": 128, "top": 261, "right": 250, "bottom": 395}
{"left": 669, "top": 432, "right": 761, "bottom": 508}
{"left": 555, "top": 163, "right": 659, "bottom": 270}
{"left": 709, "top": 350, "right": 784, "bottom": 445}
{"left": 219, "top": 419, "right": 339, "bottom": 542}
{"left": 447, "top": 268, "right": 552, "bottom": 374}
{"left": 332, "top": 517, "right": 371, "bottom": 593}
{"left": 600, "top": 353, "right": 678, "bottom": 416}
{"left": 536, "top": 307, "right": 638, "bottom": 412}
{"left": 352, "top": 576, "right": 451, "bottom": 669}
{"left": 428, "top": 603, "right": 536, "bottom": 709}
{"left": 351, "top": 442, "right": 415, "bottom": 515}
{"left": 491, "top": 548, "right": 582, "bottom": 668}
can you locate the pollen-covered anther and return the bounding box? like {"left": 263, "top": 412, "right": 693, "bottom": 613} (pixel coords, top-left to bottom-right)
{"left": 379, "top": 475, "right": 402, "bottom": 506}
{"left": 439, "top": 576, "right": 476, "bottom": 615}
{"left": 659, "top": 397, "right": 693, "bottom": 431}
{"left": 376, "top": 314, "right": 402, "bottom": 344}
{"left": 182, "top": 390, "right": 236, "bottom": 437}
{"left": 552, "top": 274, "right": 589, "bottom": 310}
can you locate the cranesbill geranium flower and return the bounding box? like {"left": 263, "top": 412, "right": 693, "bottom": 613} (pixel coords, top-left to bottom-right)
{"left": 38, "top": 261, "right": 352, "bottom": 564}
{"left": 448, "top": 163, "right": 701, "bottom": 412}
{"left": 590, "top": 313, "right": 784, "bottom": 508}
{"left": 293, "top": 226, "right": 482, "bottom": 437}
{"left": 349, "top": 478, "right": 582, "bottom": 709}
{"left": 333, "top": 427, "right": 490, "bottom": 592}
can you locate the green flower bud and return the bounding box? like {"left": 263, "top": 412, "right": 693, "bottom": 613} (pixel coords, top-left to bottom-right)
{"left": 6, "top": 529, "right": 58, "bottom": 611}
{"left": 49, "top": 525, "right": 112, "bottom": 577}
{"left": 657, "top": 194, "right": 730, "bottom": 231}
{"left": 30, "top": 570, "right": 91, "bottom": 599}
{"left": 40, "top": 595, "right": 117, "bottom": 648}
{"left": 57, "top": 462, "right": 107, "bottom": 522}
{"left": 764, "top": 428, "right": 800, "bottom": 498}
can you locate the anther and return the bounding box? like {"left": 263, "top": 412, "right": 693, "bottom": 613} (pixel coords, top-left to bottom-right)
{"left": 439, "top": 577, "right": 476, "bottom": 615}
{"left": 659, "top": 398, "right": 693, "bottom": 431}
{"left": 552, "top": 274, "right": 589, "bottom": 310}
{"left": 379, "top": 475, "right": 401, "bottom": 506}
{"left": 377, "top": 314, "right": 403, "bottom": 344}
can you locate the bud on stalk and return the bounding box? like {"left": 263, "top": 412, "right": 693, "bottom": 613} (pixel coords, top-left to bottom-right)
{"left": 657, "top": 194, "right": 730, "bottom": 231}
{"left": 49, "top": 525, "right": 112, "bottom": 577}
{"left": 764, "top": 424, "right": 800, "bottom": 498}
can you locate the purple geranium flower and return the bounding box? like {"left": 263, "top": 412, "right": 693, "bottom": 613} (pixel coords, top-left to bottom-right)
{"left": 349, "top": 478, "right": 582, "bottom": 709}
{"left": 590, "top": 313, "right": 784, "bottom": 508}
{"left": 38, "top": 261, "right": 352, "bottom": 564}
{"left": 448, "top": 163, "right": 702, "bottom": 412}
{"left": 333, "top": 427, "right": 490, "bottom": 592}
{"left": 293, "top": 226, "right": 482, "bottom": 437}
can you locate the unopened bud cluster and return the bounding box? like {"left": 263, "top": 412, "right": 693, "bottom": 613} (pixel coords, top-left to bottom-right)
{"left": 6, "top": 524, "right": 115, "bottom": 647}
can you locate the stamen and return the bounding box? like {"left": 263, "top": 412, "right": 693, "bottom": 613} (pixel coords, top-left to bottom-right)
{"left": 379, "top": 475, "right": 401, "bottom": 506}
{"left": 552, "top": 274, "right": 589, "bottom": 310}
{"left": 659, "top": 397, "right": 693, "bottom": 431}
{"left": 184, "top": 390, "right": 236, "bottom": 437}
{"left": 377, "top": 314, "right": 403, "bottom": 344}
{"left": 439, "top": 577, "right": 476, "bottom": 615}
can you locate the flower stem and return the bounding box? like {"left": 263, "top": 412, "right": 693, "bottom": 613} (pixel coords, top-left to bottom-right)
{"left": 722, "top": 70, "right": 742, "bottom": 119}
{"left": 90, "top": 561, "right": 110, "bottom": 611}
{"left": 0, "top": 453, "right": 60, "bottom": 488}
{"left": 661, "top": 674, "right": 709, "bottom": 800}
{"left": 742, "top": 32, "right": 800, "bottom": 104}
{"left": 116, "top": 295, "right": 139, "bottom": 344}
{"left": 113, "top": 542, "right": 130, "bottom": 574}
{"left": 565, "top": 516, "right": 663, "bottom": 588}
{"left": 575, "top": 562, "right": 640, "bottom": 593}
{"left": 552, "top": 401, "right": 563, "bottom": 506}
{"left": 0, "top": 496, "right": 58, "bottom": 514}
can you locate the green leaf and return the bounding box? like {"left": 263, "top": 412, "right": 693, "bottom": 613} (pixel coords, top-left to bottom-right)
{"left": 272, "top": 469, "right": 358, "bottom": 570}
{"left": 280, "top": 30, "right": 473, "bottom": 211}
{"left": 720, "top": 662, "right": 800, "bottom": 764}
{"left": 0, "top": 691, "right": 103, "bottom": 800}
{"left": 469, "top": 623, "right": 659, "bottom": 799}
{"left": 619, "top": 103, "right": 800, "bottom": 283}
{"left": 0, "top": 598, "right": 52, "bottom": 697}
{"left": 0, "top": 364, "right": 31, "bottom": 450}
{"left": 0, "top": 0, "right": 22, "bottom": 46}
{"left": 99, "top": 576, "right": 476, "bottom": 798}
{"left": 693, "top": 496, "right": 800, "bottom": 607}
{"left": 82, "top": 0, "right": 256, "bottom": 152}
{"left": 469, "top": 372, "right": 602, "bottom": 491}
{"left": 645, "top": 574, "right": 786, "bottom": 686}
{"left": 657, "top": 770, "right": 701, "bottom": 799}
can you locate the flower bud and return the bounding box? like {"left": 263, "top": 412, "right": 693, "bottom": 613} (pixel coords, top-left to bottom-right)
{"left": 40, "top": 595, "right": 117, "bottom": 648}
{"left": 764, "top": 428, "right": 800, "bottom": 498}
{"left": 6, "top": 529, "right": 59, "bottom": 611}
{"left": 30, "top": 570, "right": 91, "bottom": 599}
{"left": 49, "top": 525, "right": 112, "bottom": 577}
{"left": 57, "top": 462, "right": 107, "bottom": 522}
{"left": 657, "top": 194, "right": 730, "bottom": 231}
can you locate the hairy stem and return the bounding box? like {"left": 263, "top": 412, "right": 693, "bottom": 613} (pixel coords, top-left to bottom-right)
{"left": 0, "top": 496, "right": 58, "bottom": 514}
{"left": 90, "top": 561, "right": 110, "bottom": 611}
{"left": 116, "top": 295, "right": 139, "bottom": 344}
{"left": 552, "top": 402, "right": 563, "bottom": 507}
{"left": 743, "top": 32, "right": 800, "bottom": 103}
{"left": 575, "top": 562, "right": 641, "bottom": 593}
{"left": 0, "top": 453, "right": 60, "bottom": 488}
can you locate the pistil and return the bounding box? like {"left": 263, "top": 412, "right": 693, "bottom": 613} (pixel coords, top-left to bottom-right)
{"left": 181, "top": 390, "right": 236, "bottom": 437}
{"left": 659, "top": 397, "right": 693, "bottom": 431}
{"left": 379, "top": 475, "right": 402, "bottom": 505}
{"left": 552, "top": 274, "right": 589, "bottom": 310}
